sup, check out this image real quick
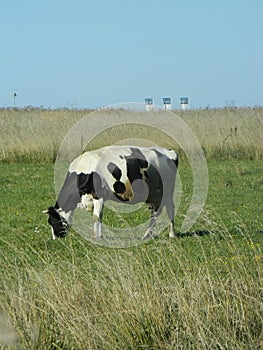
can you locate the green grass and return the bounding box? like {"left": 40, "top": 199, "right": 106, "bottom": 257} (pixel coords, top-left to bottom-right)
{"left": 0, "top": 106, "right": 262, "bottom": 348}
{"left": 0, "top": 160, "right": 262, "bottom": 349}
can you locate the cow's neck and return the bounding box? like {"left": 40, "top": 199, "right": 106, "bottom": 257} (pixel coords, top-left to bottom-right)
{"left": 60, "top": 210, "right": 73, "bottom": 225}
{"left": 56, "top": 171, "right": 81, "bottom": 215}
{"left": 55, "top": 202, "right": 74, "bottom": 226}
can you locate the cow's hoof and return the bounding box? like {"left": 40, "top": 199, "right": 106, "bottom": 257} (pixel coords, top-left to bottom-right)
{"left": 169, "top": 234, "right": 177, "bottom": 239}
{"left": 142, "top": 230, "right": 153, "bottom": 240}
{"left": 92, "top": 233, "right": 103, "bottom": 240}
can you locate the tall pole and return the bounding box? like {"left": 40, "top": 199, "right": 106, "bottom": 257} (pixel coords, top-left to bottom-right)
{"left": 13, "top": 92, "right": 17, "bottom": 107}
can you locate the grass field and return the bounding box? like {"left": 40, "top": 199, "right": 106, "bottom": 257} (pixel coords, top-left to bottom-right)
{"left": 0, "top": 107, "right": 263, "bottom": 349}
{"left": 0, "top": 107, "right": 262, "bottom": 162}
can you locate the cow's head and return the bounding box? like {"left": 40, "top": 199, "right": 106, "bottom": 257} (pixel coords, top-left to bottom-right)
{"left": 43, "top": 207, "right": 70, "bottom": 239}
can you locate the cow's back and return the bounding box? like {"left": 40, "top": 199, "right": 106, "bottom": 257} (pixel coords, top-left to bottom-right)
{"left": 68, "top": 145, "right": 177, "bottom": 202}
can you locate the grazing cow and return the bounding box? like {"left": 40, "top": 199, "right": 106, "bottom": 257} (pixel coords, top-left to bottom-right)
{"left": 43, "top": 146, "right": 178, "bottom": 240}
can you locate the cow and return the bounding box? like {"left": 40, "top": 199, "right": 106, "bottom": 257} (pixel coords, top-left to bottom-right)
{"left": 43, "top": 145, "right": 178, "bottom": 240}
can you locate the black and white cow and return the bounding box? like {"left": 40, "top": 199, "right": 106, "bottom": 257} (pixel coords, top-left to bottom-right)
{"left": 43, "top": 146, "right": 178, "bottom": 240}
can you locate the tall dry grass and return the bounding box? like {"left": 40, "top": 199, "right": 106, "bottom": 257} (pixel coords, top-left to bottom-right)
{"left": 0, "top": 216, "right": 262, "bottom": 349}
{"left": 176, "top": 107, "right": 263, "bottom": 160}
{"left": 0, "top": 107, "right": 262, "bottom": 162}
{"left": 0, "top": 108, "right": 90, "bottom": 163}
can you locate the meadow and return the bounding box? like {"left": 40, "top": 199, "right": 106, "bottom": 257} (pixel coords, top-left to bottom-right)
{"left": 0, "top": 107, "right": 262, "bottom": 349}
{"left": 0, "top": 106, "right": 262, "bottom": 163}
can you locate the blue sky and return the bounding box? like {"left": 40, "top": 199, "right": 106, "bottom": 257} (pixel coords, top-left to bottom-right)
{"left": 1, "top": 0, "right": 262, "bottom": 109}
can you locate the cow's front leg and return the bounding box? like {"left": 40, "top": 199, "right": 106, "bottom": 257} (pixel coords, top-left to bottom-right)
{"left": 93, "top": 198, "right": 104, "bottom": 239}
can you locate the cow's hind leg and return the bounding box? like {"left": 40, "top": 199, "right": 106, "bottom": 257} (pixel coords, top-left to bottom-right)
{"left": 165, "top": 199, "right": 176, "bottom": 238}
{"left": 142, "top": 204, "right": 162, "bottom": 240}
{"left": 168, "top": 219, "right": 176, "bottom": 238}
{"left": 142, "top": 199, "right": 176, "bottom": 240}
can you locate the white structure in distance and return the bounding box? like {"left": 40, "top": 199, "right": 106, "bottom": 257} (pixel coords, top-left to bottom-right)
{"left": 163, "top": 97, "right": 172, "bottom": 110}
{"left": 180, "top": 97, "right": 189, "bottom": 110}
{"left": 144, "top": 97, "right": 190, "bottom": 110}
{"left": 144, "top": 98, "right": 154, "bottom": 111}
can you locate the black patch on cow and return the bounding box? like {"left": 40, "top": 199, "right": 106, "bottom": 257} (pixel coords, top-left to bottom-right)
{"left": 126, "top": 158, "right": 141, "bottom": 184}
{"left": 144, "top": 164, "right": 163, "bottom": 210}
{"left": 143, "top": 170, "right": 149, "bottom": 179}
{"left": 93, "top": 172, "right": 108, "bottom": 198}
{"left": 167, "top": 156, "right": 178, "bottom": 170}
{"left": 56, "top": 171, "right": 81, "bottom": 212}
{"left": 167, "top": 158, "right": 178, "bottom": 170}
{"left": 77, "top": 172, "right": 108, "bottom": 199}
{"left": 113, "top": 181, "right": 126, "bottom": 194}
{"left": 174, "top": 157, "right": 178, "bottom": 169}
{"left": 153, "top": 149, "right": 164, "bottom": 159}
{"left": 107, "top": 162, "right": 122, "bottom": 180}
{"left": 47, "top": 206, "right": 69, "bottom": 238}
{"left": 47, "top": 206, "right": 61, "bottom": 221}
{"left": 77, "top": 172, "right": 93, "bottom": 195}
{"left": 128, "top": 147, "right": 148, "bottom": 169}
{"left": 125, "top": 148, "right": 149, "bottom": 188}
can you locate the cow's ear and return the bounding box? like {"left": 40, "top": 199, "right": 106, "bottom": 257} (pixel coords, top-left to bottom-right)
{"left": 42, "top": 207, "right": 58, "bottom": 217}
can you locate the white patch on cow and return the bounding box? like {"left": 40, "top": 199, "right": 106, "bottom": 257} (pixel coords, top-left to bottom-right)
{"left": 55, "top": 145, "right": 178, "bottom": 241}
{"left": 58, "top": 209, "right": 73, "bottom": 225}
{"left": 77, "top": 194, "right": 94, "bottom": 211}
{"left": 51, "top": 227, "right": 56, "bottom": 240}
{"left": 93, "top": 198, "right": 104, "bottom": 238}
{"left": 69, "top": 145, "right": 175, "bottom": 197}
{"left": 168, "top": 221, "right": 176, "bottom": 238}
{"left": 93, "top": 220, "right": 102, "bottom": 239}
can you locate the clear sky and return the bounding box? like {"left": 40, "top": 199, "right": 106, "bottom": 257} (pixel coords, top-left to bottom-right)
{"left": 1, "top": 0, "right": 262, "bottom": 109}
